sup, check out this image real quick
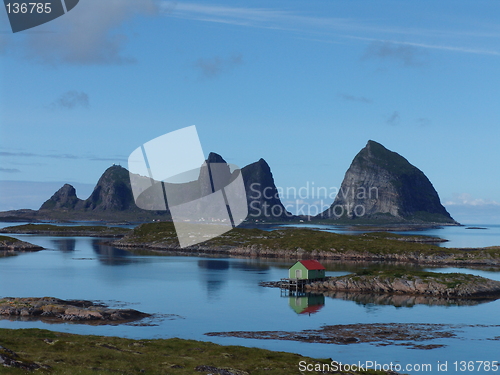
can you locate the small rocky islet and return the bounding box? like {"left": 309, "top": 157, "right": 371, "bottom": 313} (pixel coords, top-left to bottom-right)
{"left": 262, "top": 270, "right": 500, "bottom": 299}
{"left": 0, "top": 297, "right": 150, "bottom": 325}
{"left": 304, "top": 270, "right": 500, "bottom": 298}
{"left": 0, "top": 235, "right": 43, "bottom": 252}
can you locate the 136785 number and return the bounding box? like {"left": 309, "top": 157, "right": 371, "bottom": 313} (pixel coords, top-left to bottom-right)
{"left": 5, "top": 3, "right": 51, "bottom": 14}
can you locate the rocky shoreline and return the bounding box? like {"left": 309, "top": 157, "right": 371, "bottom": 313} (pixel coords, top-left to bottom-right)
{"left": 206, "top": 322, "right": 493, "bottom": 350}
{"left": 0, "top": 297, "right": 150, "bottom": 325}
{"left": 113, "top": 240, "right": 500, "bottom": 266}
{"left": 0, "top": 236, "right": 43, "bottom": 252}
{"left": 263, "top": 271, "right": 500, "bottom": 298}
{"left": 0, "top": 224, "right": 130, "bottom": 238}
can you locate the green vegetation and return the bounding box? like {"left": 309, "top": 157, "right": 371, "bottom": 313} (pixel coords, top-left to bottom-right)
{"left": 119, "top": 222, "right": 499, "bottom": 257}
{"left": 0, "top": 328, "right": 389, "bottom": 374}
{"left": 0, "top": 224, "right": 131, "bottom": 237}
{"left": 121, "top": 222, "right": 178, "bottom": 243}
{"left": 0, "top": 235, "right": 21, "bottom": 243}
{"left": 349, "top": 268, "right": 479, "bottom": 287}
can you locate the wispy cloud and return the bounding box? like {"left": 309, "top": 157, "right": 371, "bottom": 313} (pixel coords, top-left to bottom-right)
{"left": 90, "top": 157, "right": 128, "bottom": 162}
{"left": 194, "top": 54, "right": 243, "bottom": 78}
{"left": 0, "top": 167, "right": 21, "bottom": 173}
{"left": 163, "top": 2, "right": 500, "bottom": 58}
{"left": 338, "top": 93, "right": 373, "bottom": 104}
{"left": 445, "top": 193, "right": 500, "bottom": 207}
{"left": 386, "top": 111, "right": 401, "bottom": 126}
{"left": 1, "top": 151, "right": 80, "bottom": 159}
{"left": 50, "top": 91, "right": 89, "bottom": 109}
{"left": 0, "top": 150, "right": 125, "bottom": 162}
{"left": 362, "top": 41, "right": 426, "bottom": 66}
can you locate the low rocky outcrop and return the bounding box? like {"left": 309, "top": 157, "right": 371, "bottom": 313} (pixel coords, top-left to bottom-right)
{"left": 0, "top": 345, "right": 43, "bottom": 371}
{"left": 305, "top": 272, "right": 500, "bottom": 298}
{"left": 0, "top": 297, "right": 150, "bottom": 325}
{"left": 0, "top": 236, "right": 43, "bottom": 251}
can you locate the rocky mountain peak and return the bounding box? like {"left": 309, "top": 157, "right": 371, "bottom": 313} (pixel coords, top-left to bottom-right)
{"left": 206, "top": 152, "right": 227, "bottom": 164}
{"left": 40, "top": 183, "right": 82, "bottom": 210}
{"left": 241, "top": 158, "right": 292, "bottom": 220}
{"left": 319, "top": 141, "right": 456, "bottom": 223}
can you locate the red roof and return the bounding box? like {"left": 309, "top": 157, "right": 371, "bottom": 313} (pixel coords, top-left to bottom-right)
{"left": 299, "top": 260, "right": 325, "bottom": 270}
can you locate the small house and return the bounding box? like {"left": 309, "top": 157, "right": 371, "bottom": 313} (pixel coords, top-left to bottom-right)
{"left": 288, "top": 260, "right": 325, "bottom": 280}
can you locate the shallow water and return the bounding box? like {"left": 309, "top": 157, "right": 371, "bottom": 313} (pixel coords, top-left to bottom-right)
{"left": 281, "top": 223, "right": 500, "bottom": 248}
{"left": 1, "top": 230, "right": 499, "bottom": 374}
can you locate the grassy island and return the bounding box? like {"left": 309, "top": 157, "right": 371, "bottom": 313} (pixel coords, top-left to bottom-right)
{"left": 112, "top": 222, "right": 500, "bottom": 266}
{"left": 305, "top": 269, "right": 500, "bottom": 298}
{"left": 0, "top": 328, "right": 395, "bottom": 374}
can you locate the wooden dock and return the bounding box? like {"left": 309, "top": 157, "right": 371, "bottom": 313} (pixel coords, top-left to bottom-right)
{"left": 279, "top": 277, "right": 326, "bottom": 296}
{"left": 279, "top": 278, "right": 308, "bottom": 296}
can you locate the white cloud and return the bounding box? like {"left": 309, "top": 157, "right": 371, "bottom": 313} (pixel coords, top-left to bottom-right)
{"left": 0, "top": 0, "right": 159, "bottom": 65}
{"left": 445, "top": 193, "right": 500, "bottom": 207}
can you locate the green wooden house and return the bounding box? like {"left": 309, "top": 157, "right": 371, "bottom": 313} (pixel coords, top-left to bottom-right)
{"left": 288, "top": 260, "right": 325, "bottom": 280}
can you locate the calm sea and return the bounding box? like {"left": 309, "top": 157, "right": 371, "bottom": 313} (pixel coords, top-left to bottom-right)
{"left": 280, "top": 223, "right": 500, "bottom": 248}
{"left": 0, "top": 223, "right": 499, "bottom": 374}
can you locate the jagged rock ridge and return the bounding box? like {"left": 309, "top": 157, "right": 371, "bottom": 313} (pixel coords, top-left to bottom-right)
{"left": 319, "top": 140, "right": 456, "bottom": 223}
{"left": 38, "top": 155, "right": 291, "bottom": 221}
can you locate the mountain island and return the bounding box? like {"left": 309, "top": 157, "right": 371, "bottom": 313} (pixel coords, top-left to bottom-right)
{"left": 0, "top": 141, "right": 457, "bottom": 225}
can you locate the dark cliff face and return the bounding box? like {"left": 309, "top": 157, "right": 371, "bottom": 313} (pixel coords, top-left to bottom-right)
{"left": 241, "top": 158, "right": 292, "bottom": 220}
{"left": 38, "top": 156, "right": 292, "bottom": 221}
{"left": 78, "top": 165, "right": 137, "bottom": 211}
{"left": 319, "top": 140, "right": 456, "bottom": 223}
{"left": 40, "top": 184, "right": 82, "bottom": 210}
{"left": 40, "top": 166, "right": 141, "bottom": 214}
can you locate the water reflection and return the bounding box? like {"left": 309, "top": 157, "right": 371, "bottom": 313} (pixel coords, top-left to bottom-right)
{"left": 91, "top": 239, "right": 138, "bottom": 266}
{"left": 230, "top": 261, "right": 270, "bottom": 273}
{"left": 198, "top": 260, "right": 230, "bottom": 298}
{"left": 52, "top": 238, "right": 76, "bottom": 252}
{"left": 324, "top": 291, "right": 497, "bottom": 307}
{"left": 288, "top": 293, "right": 325, "bottom": 315}
{"left": 198, "top": 260, "right": 230, "bottom": 270}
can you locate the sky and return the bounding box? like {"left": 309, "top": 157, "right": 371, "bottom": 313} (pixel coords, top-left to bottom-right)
{"left": 0, "top": 0, "right": 499, "bottom": 224}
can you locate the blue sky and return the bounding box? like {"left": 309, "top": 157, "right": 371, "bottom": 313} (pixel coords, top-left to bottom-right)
{"left": 0, "top": 0, "right": 499, "bottom": 223}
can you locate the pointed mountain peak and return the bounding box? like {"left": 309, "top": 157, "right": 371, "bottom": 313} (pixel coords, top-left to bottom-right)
{"left": 40, "top": 184, "right": 81, "bottom": 210}
{"left": 241, "top": 157, "right": 292, "bottom": 220}
{"left": 206, "top": 152, "right": 227, "bottom": 164}
{"left": 319, "top": 141, "right": 456, "bottom": 223}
